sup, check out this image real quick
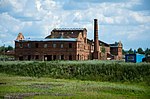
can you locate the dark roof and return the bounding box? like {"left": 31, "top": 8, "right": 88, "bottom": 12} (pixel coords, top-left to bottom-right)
{"left": 110, "top": 42, "right": 122, "bottom": 47}
{"left": 87, "top": 39, "right": 110, "bottom": 47}
{"left": 87, "top": 39, "right": 93, "bottom": 44}
{"left": 110, "top": 42, "right": 118, "bottom": 47}
{"left": 99, "top": 40, "right": 110, "bottom": 47}
{"left": 15, "top": 38, "right": 77, "bottom": 42}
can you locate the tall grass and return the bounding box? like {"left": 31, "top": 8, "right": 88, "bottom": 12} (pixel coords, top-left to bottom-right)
{"left": 0, "top": 61, "right": 150, "bottom": 83}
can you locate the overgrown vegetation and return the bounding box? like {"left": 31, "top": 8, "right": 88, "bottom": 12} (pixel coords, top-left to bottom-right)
{"left": 0, "top": 61, "right": 150, "bottom": 84}
{"left": 0, "top": 73, "right": 149, "bottom": 99}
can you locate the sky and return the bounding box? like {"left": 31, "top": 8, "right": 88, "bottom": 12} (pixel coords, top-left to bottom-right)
{"left": 0, "top": 0, "right": 150, "bottom": 50}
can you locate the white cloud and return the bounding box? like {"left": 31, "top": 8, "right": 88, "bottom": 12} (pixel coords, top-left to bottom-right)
{"left": 129, "top": 12, "right": 150, "bottom": 24}
{"left": 40, "top": 0, "right": 58, "bottom": 10}
{"left": 0, "top": 0, "right": 149, "bottom": 49}
{"left": 0, "top": 13, "right": 23, "bottom": 33}
{"left": 36, "top": 0, "right": 42, "bottom": 11}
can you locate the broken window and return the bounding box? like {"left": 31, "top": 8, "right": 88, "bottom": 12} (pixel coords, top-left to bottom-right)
{"left": 60, "top": 44, "right": 63, "bottom": 48}
{"left": 35, "top": 55, "right": 39, "bottom": 60}
{"left": 53, "top": 44, "right": 56, "bottom": 48}
{"left": 44, "top": 44, "right": 48, "bottom": 48}
{"left": 35, "top": 43, "right": 38, "bottom": 48}
{"left": 69, "top": 55, "right": 72, "bottom": 60}
{"left": 28, "top": 43, "right": 31, "bottom": 48}
{"left": 69, "top": 43, "right": 72, "bottom": 48}
{"left": 19, "top": 43, "right": 23, "bottom": 48}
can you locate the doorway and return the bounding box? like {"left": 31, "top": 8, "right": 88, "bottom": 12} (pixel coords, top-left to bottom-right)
{"left": 44, "top": 55, "right": 52, "bottom": 61}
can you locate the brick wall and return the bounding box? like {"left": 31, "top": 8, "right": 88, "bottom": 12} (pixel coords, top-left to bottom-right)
{"left": 15, "top": 41, "right": 78, "bottom": 61}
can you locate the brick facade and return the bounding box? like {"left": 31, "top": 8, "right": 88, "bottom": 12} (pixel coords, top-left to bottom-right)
{"left": 15, "top": 19, "right": 122, "bottom": 61}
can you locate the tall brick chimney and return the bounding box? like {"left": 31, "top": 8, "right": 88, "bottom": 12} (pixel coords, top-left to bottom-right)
{"left": 93, "top": 19, "right": 100, "bottom": 59}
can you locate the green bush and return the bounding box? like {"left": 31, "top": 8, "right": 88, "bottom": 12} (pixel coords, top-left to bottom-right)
{"left": 0, "top": 61, "right": 150, "bottom": 83}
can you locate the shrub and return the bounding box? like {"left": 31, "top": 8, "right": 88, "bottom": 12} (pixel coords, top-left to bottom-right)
{"left": 0, "top": 61, "right": 150, "bottom": 82}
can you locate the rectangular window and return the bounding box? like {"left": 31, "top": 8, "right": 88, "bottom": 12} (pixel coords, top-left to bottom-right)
{"left": 78, "top": 44, "right": 80, "bottom": 48}
{"left": 59, "top": 55, "right": 61, "bottom": 60}
{"left": 61, "top": 55, "right": 64, "bottom": 60}
{"left": 69, "top": 55, "right": 72, "bottom": 60}
{"left": 78, "top": 54, "right": 80, "bottom": 60}
{"left": 19, "top": 56, "right": 23, "bottom": 61}
{"left": 53, "top": 44, "right": 56, "bottom": 48}
{"left": 60, "top": 44, "right": 63, "bottom": 48}
{"left": 44, "top": 44, "right": 48, "bottom": 48}
{"left": 35, "top": 55, "right": 39, "bottom": 60}
{"left": 35, "top": 43, "right": 38, "bottom": 48}
{"left": 19, "top": 43, "right": 23, "bottom": 48}
{"left": 28, "top": 55, "right": 31, "bottom": 61}
{"left": 28, "top": 43, "right": 31, "bottom": 48}
{"left": 69, "top": 43, "right": 72, "bottom": 48}
{"left": 53, "top": 55, "right": 56, "bottom": 60}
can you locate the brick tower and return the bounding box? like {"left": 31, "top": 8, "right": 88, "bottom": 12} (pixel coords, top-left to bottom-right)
{"left": 93, "top": 19, "right": 100, "bottom": 59}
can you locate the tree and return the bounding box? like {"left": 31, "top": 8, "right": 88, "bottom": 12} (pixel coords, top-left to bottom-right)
{"left": 0, "top": 46, "right": 5, "bottom": 53}
{"left": 7, "top": 45, "right": 13, "bottom": 51}
{"left": 137, "top": 47, "right": 144, "bottom": 54}
{"left": 101, "top": 45, "right": 105, "bottom": 54}
{"left": 128, "top": 48, "right": 134, "bottom": 54}
{"left": 101, "top": 45, "right": 106, "bottom": 59}
{"left": 145, "top": 48, "right": 150, "bottom": 57}
{"left": 0, "top": 45, "right": 14, "bottom": 53}
{"left": 122, "top": 49, "right": 127, "bottom": 55}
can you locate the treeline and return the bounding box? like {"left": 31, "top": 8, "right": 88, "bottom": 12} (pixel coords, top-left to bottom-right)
{"left": 123, "top": 48, "right": 150, "bottom": 56}
{"left": 0, "top": 45, "right": 13, "bottom": 54}
{"left": 0, "top": 61, "right": 150, "bottom": 84}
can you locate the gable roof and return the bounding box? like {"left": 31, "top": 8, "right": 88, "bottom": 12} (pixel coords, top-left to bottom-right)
{"left": 16, "top": 33, "right": 24, "bottom": 40}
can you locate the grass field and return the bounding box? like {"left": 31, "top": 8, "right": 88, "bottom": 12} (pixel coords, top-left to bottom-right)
{"left": 0, "top": 73, "right": 150, "bottom": 99}
{"left": 0, "top": 60, "right": 150, "bottom": 98}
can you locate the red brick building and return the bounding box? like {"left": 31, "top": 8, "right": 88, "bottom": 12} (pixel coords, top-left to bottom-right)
{"left": 15, "top": 19, "right": 122, "bottom": 61}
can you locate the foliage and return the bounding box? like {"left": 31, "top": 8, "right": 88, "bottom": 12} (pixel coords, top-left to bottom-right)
{"left": 101, "top": 44, "right": 105, "bottom": 53}
{"left": 0, "top": 55, "right": 14, "bottom": 61}
{"left": 124, "top": 48, "right": 150, "bottom": 55}
{"left": 128, "top": 48, "right": 134, "bottom": 54}
{"left": 0, "top": 61, "right": 150, "bottom": 83}
{"left": 0, "top": 45, "right": 14, "bottom": 54}
{"left": 137, "top": 48, "right": 144, "bottom": 54}
{"left": 145, "top": 48, "right": 150, "bottom": 57}
{"left": 122, "top": 49, "right": 127, "bottom": 55}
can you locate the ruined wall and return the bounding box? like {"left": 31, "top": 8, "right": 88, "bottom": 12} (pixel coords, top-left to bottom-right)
{"left": 15, "top": 41, "right": 77, "bottom": 61}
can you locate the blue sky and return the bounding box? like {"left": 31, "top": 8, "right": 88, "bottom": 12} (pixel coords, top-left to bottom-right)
{"left": 0, "top": 0, "right": 150, "bottom": 50}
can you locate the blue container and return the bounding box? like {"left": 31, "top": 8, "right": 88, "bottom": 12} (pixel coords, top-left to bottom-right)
{"left": 125, "top": 54, "right": 145, "bottom": 63}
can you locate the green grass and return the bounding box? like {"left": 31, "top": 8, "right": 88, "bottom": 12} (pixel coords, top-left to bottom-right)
{"left": 0, "top": 73, "right": 150, "bottom": 99}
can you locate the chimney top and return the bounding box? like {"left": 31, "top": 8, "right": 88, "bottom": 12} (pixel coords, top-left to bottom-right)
{"left": 94, "top": 19, "right": 98, "bottom": 21}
